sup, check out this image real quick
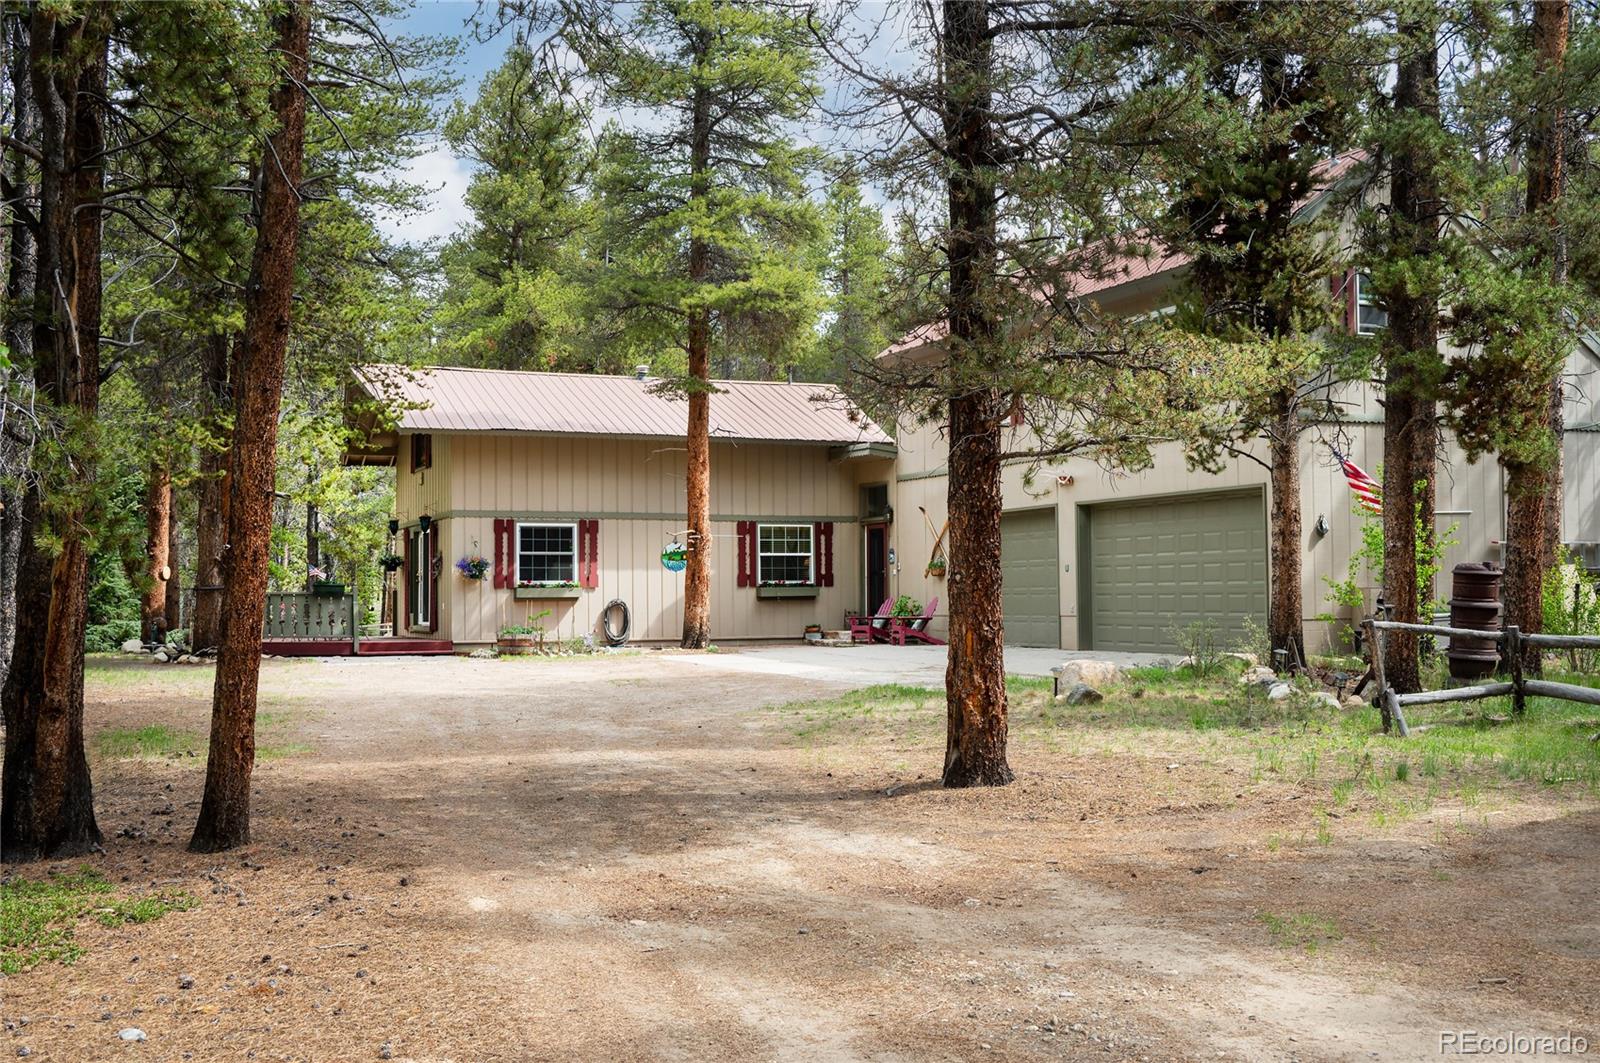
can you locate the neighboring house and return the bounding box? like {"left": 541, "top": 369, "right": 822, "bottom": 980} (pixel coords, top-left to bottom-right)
{"left": 875, "top": 162, "right": 1600, "bottom": 654}
{"left": 344, "top": 365, "right": 895, "bottom": 648}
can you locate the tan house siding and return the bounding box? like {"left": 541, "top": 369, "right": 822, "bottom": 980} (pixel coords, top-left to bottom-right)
{"left": 882, "top": 348, "right": 1600, "bottom": 654}
{"left": 395, "top": 432, "right": 888, "bottom": 646}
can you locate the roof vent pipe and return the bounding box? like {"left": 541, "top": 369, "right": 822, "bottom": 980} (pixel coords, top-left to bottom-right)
{"left": 634, "top": 364, "right": 649, "bottom": 381}
{"left": 786, "top": 366, "right": 795, "bottom": 384}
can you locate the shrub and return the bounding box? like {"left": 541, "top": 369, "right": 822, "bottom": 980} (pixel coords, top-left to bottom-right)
{"left": 1542, "top": 547, "right": 1600, "bottom": 671}
{"left": 85, "top": 619, "right": 140, "bottom": 653}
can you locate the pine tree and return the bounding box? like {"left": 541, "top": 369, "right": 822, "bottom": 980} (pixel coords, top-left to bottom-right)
{"left": 540, "top": 0, "right": 826, "bottom": 649}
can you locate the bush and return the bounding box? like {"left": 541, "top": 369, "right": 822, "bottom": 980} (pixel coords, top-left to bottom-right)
{"left": 1542, "top": 547, "right": 1600, "bottom": 671}
{"left": 85, "top": 619, "right": 140, "bottom": 653}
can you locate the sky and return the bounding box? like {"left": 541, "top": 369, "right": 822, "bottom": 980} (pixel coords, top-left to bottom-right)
{"left": 372, "top": 1, "right": 915, "bottom": 247}
{"left": 373, "top": 2, "right": 506, "bottom": 245}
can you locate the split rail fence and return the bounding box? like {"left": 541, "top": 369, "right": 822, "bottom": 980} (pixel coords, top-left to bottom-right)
{"left": 1361, "top": 618, "right": 1600, "bottom": 737}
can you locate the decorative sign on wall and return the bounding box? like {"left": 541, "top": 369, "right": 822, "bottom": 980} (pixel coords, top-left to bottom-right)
{"left": 661, "top": 539, "right": 688, "bottom": 573}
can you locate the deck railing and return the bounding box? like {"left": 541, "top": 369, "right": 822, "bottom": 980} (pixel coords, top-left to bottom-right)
{"left": 264, "top": 592, "right": 358, "bottom": 650}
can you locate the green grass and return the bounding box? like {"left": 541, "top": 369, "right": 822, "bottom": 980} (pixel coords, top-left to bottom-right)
{"left": 95, "top": 716, "right": 309, "bottom": 763}
{"left": 770, "top": 661, "right": 1600, "bottom": 822}
{"left": 1258, "top": 910, "right": 1342, "bottom": 953}
{"left": 1, "top": 868, "right": 195, "bottom": 974}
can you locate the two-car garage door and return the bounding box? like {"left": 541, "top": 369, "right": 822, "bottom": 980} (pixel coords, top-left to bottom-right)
{"left": 1083, "top": 489, "right": 1267, "bottom": 653}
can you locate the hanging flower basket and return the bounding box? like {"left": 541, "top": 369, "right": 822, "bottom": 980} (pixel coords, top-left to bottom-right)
{"left": 456, "top": 555, "right": 491, "bottom": 581}
{"left": 379, "top": 553, "right": 404, "bottom": 573}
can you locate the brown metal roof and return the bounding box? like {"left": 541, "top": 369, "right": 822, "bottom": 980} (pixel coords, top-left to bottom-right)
{"left": 352, "top": 364, "right": 895, "bottom": 447}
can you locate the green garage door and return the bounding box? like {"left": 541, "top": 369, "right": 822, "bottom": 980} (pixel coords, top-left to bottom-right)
{"left": 1001, "top": 507, "right": 1061, "bottom": 648}
{"left": 1085, "top": 490, "right": 1266, "bottom": 653}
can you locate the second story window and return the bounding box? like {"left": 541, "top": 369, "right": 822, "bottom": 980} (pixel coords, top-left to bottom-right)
{"left": 409, "top": 433, "right": 433, "bottom": 472}
{"left": 1354, "top": 273, "right": 1388, "bottom": 335}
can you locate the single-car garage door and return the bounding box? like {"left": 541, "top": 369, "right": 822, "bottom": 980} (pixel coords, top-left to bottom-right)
{"left": 1084, "top": 489, "right": 1267, "bottom": 653}
{"left": 1001, "top": 507, "right": 1060, "bottom": 647}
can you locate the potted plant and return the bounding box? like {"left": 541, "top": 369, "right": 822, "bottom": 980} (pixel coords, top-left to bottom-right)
{"left": 757, "top": 581, "right": 818, "bottom": 600}
{"left": 496, "top": 611, "right": 552, "bottom": 655}
{"left": 456, "top": 554, "right": 491, "bottom": 581}
{"left": 379, "top": 552, "right": 404, "bottom": 573}
{"left": 927, "top": 555, "right": 947, "bottom": 578}
{"left": 514, "top": 579, "right": 582, "bottom": 600}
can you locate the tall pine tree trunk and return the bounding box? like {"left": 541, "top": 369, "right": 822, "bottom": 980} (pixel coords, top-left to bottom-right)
{"left": 190, "top": 0, "right": 310, "bottom": 853}
{"left": 940, "top": 0, "right": 1011, "bottom": 788}
{"left": 1267, "top": 389, "right": 1304, "bottom": 665}
{"left": 1503, "top": 0, "right": 1569, "bottom": 676}
{"left": 2, "top": 9, "right": 107, "bottom": 861}
{"left": 0, "top": 9, "right": 37, "bottom": 690}
{"left": 142, "top": 461, "right": 172, "bottom": 642}
{"left": 190, "top": 330, "right": 231, "bottom": 651}
{"left": 680, "top": 54, "right": 713, "bottom": 650}
{"left": 1380, "top": 12, "right": 1442, "bottom": 694}
{"left": 165, "top": 488, "right": 182, "bottom": 636}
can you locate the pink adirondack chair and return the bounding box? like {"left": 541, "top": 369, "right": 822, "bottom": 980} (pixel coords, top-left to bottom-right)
{"left": 849, "top": 598, "right": 895, "bottom": 643}
{"left": 892, "top": 596, "right": 945, "bottom": 645}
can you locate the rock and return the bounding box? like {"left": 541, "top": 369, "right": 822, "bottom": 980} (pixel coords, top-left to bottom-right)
{"left": 1051, "top": 660, "right": 1124, "bottom": 690}
{"left": 177, "top": 974, "right": 194, "bottom": 990}
{"left": 468, "top": 648, "right": 496, "bottom": 660}
{"left": 18, "top": 1047, "right": 32, "bottom": 1057}
{"left": 1224, "top": 652, "right": 1260, "bottom": 666}
{"left": 152, "top": 650, "right": 170, "bottom": 663}
{"left": 1239, "top": 665, "right": 1277, "bottom": 686}
{"left": 1267, "top": 683, "right": 1293, "bottom": 701}
{"left": 178, "top": 655, "right": 197, "bottom": 664}
{"left": 1062, "top": 683, "right": 1103, "bottom": 706}
{"left": 1309, "top": 692, "right": 1341, "bottom": 710}
{"left": 120, "top": 639, "right": 145, "bottom": 654}
{"left": 117, "top": 1029, "right": 147, "bottom": 1042}
{"left": 378, "top": 1043, "right": 394, "bottom": 1060}
{"left": 1342, "top": 694, "right": 1367, "bottom": 709}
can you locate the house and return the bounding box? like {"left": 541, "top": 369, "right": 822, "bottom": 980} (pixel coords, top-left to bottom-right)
{"left": 874, "top": 187, "right": 1600, "bottom": 655}
{"left": 343, "top": 365, "right": 896, "bottom": 648}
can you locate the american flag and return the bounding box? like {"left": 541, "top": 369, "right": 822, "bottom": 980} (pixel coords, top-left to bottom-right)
{"left": 1332, "top": 447, "right": 1382, "bottom": 514}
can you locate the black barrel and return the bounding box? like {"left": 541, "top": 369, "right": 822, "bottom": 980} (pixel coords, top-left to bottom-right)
{"left": 1447, "top": 562, "right": 1503, "bottom": 679}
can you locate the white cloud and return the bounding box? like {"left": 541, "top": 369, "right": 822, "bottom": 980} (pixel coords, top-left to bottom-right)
{"left": 376, "top": 141, "right": 475, "bottom": 246}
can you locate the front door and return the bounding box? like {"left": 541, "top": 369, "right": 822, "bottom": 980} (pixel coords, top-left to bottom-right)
{"left": 864, "top": 523, "right": 889, "bottom": 614}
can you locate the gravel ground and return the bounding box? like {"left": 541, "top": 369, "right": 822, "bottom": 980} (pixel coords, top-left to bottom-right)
{"left": 2, "top": 650, "right": 1595, "bottom": 1062}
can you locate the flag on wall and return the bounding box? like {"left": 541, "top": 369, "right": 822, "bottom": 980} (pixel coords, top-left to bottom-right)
{"left": 1332, "top": 447, "right": 1382, "bottom": 514}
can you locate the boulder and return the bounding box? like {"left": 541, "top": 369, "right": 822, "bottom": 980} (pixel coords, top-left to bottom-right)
{"left": 1224, "top": 652, "right": 1260, "bottom": 667}
{"left": 1266, "top": 682, "right": 1293, "bottom": 701}
{"left": 1059, "top": 683, "right": 1103, "bottom": 706}
{"left": 468, "top": 648, "right": 497, "bottom": 660}
{"left": 1342, "top": 694, "right": 1368, "bottom": 709}
{"left": 152, "top": 650, "right": 170, "bottom": 664}
{"left": 1051, "top": 660, "right": 1124, "bottom": 692}
{"left": 1239, "top": 665, "right": 1278, "bottom": 686}
{"left": 1309, "top": 691, "right": 1341, "bottom": 711}
{"left": 120, "top": 639, "right": 145, "bottom": 654}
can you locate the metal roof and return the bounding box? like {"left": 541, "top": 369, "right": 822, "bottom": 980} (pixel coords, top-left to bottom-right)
{"left": 352, "top": 364, "right": 895, "bottom": 447}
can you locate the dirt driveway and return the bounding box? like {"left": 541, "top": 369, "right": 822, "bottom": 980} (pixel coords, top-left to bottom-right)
{"left": 4, "top": 651, "right": 1596, "bottom": 1062}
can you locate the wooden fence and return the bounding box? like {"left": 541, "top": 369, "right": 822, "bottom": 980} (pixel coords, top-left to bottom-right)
{"left": 264, "top": 591, "right": 359, "bottom": 651}
{"left": 1361, "top": 618, "right": 1600, "bottom": 737}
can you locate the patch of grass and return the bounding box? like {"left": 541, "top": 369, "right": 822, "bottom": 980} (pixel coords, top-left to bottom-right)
{"left": 95, "top": 725, "right": 198, "bottom": 759}
{"left": 1, "top": 868, "right": 195, "bottom": 975}
{"left": 97, "top": 716, "right": 309, "bottom": 763}
{"left": 1258, "top": 910, "right": 1342, "bottom": 953}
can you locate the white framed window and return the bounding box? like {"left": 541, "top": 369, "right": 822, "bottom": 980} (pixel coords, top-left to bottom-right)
{"left": 1354, "top": 272, "right": 1388, "bottom": 335}
{"left": 517, "top": 522, "right": 577, "bottom": 585}
{"left": 757, "top": 523, "right": 814, "bottom": 585}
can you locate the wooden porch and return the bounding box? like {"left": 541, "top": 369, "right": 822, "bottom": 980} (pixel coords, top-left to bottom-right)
{"left": 262, "top": 592, "right": 453, "bottom": 657}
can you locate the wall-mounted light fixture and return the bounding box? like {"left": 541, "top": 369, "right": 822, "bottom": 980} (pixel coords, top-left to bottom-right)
{"left": 1314, "top": 514, "right": 1329, "bottom": 538}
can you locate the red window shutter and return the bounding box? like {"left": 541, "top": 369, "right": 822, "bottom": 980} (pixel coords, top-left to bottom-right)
{"left": 816, "top": 521, "right": 835, "bottom": 587}
{"left": 578, "top": 520, "right": 600, "bottom": 589}
{"left": 402, "top": 528, "right": 414, "bottom": 626}
{"left": 492, "top": 518, "right": 506, "bottom": 589}
{"left": 427, "top": 525, "right": 439, "bottom": 634}
{"left": 737, "top": 521, "right": 750, "bottom": 588}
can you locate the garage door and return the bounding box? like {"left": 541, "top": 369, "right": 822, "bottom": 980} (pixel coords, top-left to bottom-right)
{"left": 1085, "top": 490, "right": 1266, "bottom": 653}
{"left": 1001, "top": 508, "right": 1060, "bottom": 647}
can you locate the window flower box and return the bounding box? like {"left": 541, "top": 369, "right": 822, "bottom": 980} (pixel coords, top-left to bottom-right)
{"left": 514, "top": 583, "right": 582, "bottom": 600}
{"left": 757, "top": 584, "right": 818, "bottom": 600}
